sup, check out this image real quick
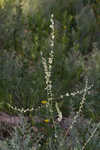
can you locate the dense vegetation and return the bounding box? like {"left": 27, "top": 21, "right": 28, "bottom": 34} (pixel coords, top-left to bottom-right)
{"left": 0, "top": 0, "right": 100, "bottom": 149}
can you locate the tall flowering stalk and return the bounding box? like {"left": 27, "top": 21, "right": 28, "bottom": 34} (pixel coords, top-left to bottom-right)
{"left": 41, "top": 14, "right": 54, "bottom": 114}
{"left": 41, "top": 14, "right": 62, "bottom": 140}
{"left": 65, "top": 78, "right": 88, "bottom": 137}
{"left": 82, "top": 122, "right": 100, "bottom": 150}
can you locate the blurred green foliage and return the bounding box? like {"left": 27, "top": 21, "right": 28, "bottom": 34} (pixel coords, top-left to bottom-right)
{"left": 0, "top": 0, "right": 100, "bottom": 121}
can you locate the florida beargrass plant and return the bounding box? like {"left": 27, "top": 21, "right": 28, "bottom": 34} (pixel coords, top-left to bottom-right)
{"left": 0, "top": 13, "right": 100, "bottom": 150}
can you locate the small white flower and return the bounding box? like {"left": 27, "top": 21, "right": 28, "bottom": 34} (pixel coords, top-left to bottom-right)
{"left": 51, "top": 42, "right": 54, "bottom": 47}
{"left": 60, "top": 95, "right": 63, "bottom": 99}
{"left": 71, "top": 92, "right": 76, "bottom": 96}
{"left": 51, "top": 14, "right": 54, "bottom": 18}
{"left": 51, "top": 35, "right": 55, "bottom": 40}
{"left": 48, "top": 58, "right": 53, "bottom": 64}
{"left": 65, "top": 93, "right": 70, "bottom": 96}
{"left": 49, "top": 24, "right": 53, "bottom": 29}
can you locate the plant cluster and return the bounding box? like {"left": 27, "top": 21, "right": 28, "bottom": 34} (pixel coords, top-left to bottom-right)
{"left": 0, "top": 0, "right": 100, "bottom": 149}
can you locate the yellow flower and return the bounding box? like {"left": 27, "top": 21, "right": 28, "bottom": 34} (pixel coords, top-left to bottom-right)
{"left": 64, "top": 25, "right": 66, "bottom": 29}
{"left": 41, "top": 100, "right": 48, "bottom": 104}
{"left": 44, "top": 119, "right": 50, "bottom": 123}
